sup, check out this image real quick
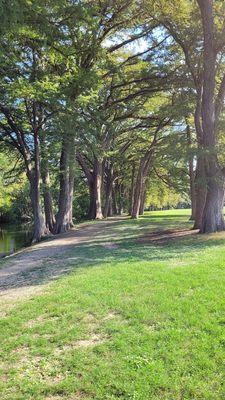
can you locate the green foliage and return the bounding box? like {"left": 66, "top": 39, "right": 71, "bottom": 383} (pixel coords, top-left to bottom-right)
{"left": 73, "top": 172, "right": 90, "bottom": 221}
{"left": 0, "top": 152, "right": 30, "bottom": 222}
{"left": 146, "top": 178, "right": 184, "bottom": 209}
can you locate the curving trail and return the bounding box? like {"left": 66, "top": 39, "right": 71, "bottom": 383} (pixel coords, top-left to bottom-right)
{"left": 0, "top": 216, "right": 197, "bottom": 304}
{"left": 0, "top": 217, "right": 126, "bottom": 302}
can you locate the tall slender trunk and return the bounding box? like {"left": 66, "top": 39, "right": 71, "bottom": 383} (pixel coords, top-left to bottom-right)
{"left": 112, "top": 186, "right": 118, "bottom": 215}
{"left": 189, "top": 164, "right": 196, "bottom": 221}
{"left": 192, "top": 91, "right": 207, "bottom": 228}
{"left": 131, "top": 164, "right": 145, "bottom": 219}
{"left": 104, "top": 186, "right": 113, "bottom": 217}
{"left": 139, "top": 188, "right": 146, "bottom": 216}
{"left": 108, "top": 196, "right": 113, "bottom": 217}
{"left": 40, "top": 133, "right": 55, "bottom": 233}
{"left": 29, "top": 172, "right": 46, "bottom": 242}
{"left": 104, "top": 162, "right": 113, "bottom": 218}
{"left": 193, "top": 156, "right": 206, "bottom": 229}
{"left": 27, "top": 133, "right": 46, "bottom": 242}
{"left": 131, "top": 152, "right": 152, "bottom": 219}
{"left": 93, "top": 158, "right": 103, "bottom": 219}
{"left": 118, "top": 184, "right": 124, "bottom": 215}
{"left": 68, "top": 160, "right": 75, "bottom": 227}
{"left": 129, "top": 162, "right": 136, "bottom": 215}
{"left": 186, "top": 123, "right": 196, "bottom": 221}
{"left": 41, "top": 168, "right": 55, "bottom": 233}
{"left": 76, "top": 153, "right": 102, "bottom": 220}
{"left": 55, "top": 136, "right": 74, "bottom": 233}
{"left": 131, "top": 143, "right": 155, "bottom": 219}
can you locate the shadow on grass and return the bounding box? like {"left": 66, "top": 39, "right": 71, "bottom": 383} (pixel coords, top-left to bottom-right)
{"left": 0, "top": 215, "right": 225, "bottom": 293}
{"left": 140, "top": 213, "right": 191, "bottom": 220}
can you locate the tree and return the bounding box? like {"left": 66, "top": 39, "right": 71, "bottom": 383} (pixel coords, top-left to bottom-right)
{"left": 196, "top": 0, "right": 225, "bottom": 233}
{"left": 148, "top": 0, "right": 225, "bottom": 232}
{"left": 0, "top": 0, "right": 143, "bottom": 236}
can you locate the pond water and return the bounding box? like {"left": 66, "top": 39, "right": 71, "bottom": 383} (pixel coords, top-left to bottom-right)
{"left": 0, "top": 224, "right": 32, "bottom": 257}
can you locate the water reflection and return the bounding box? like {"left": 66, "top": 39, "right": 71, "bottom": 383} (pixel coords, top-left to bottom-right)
{"left": 0, "top": 224, "right": 32, "bottom": 257}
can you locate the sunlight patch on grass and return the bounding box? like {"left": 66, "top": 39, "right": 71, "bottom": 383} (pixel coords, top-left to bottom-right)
{"left": 1, "top": 209, "right": 225, "bottom": 399}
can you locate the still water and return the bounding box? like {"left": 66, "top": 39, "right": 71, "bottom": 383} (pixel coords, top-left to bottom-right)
{"left": 0, "top": 224, "right": 32, "bottom": 257}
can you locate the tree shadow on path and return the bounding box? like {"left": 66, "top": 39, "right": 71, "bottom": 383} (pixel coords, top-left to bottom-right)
{"left": 0, "top": 215, "right": 224, "bottom": 297}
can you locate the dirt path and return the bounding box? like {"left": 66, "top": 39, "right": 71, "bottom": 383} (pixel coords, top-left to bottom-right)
{"left": 0, "top": 218, "right": 126, "bottom": 302}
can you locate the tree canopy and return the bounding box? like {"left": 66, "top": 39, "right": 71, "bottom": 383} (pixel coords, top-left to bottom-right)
{"left": 1, "top": 0, "right": 225, "bottom": 240}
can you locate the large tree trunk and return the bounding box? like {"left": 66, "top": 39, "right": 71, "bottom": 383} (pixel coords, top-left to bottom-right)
{"left": 200, "top": 170, "right": 225, "bottom": 233}
{"left": 193, "top": 95, "right": 207, "bottom": 228}
{"left": 40, "top": 132, "right": 55, "bottom": 233}
{"left": 112, "top": 186, "right": 118, "bottom": 215}
{"left": 131, "top": 156, "right": 150, "bottom": 219}
{"left": 93, "top": 158, "right": 103, "bottom": 219}
{"left": 186, "top": 123, "right": 196, "bottom": 221}
{"left": 139, "top": 188, "right": 146, "bottom": 216}
{"left": 197, "top": 0, "right": 225, "bottom": 233}
{"left": 129, "top": 162, "right": 136, "bottom": 215}
{"left": 55, "top": 136, "right": 74, "bottom": 233}
{"left": 118, "top": 184, "right": 124, "bottom": 215}
{"left": 68, "top": 161, "right": 75, "bottom": 228}
{"left": 131, "top": 165, "right": 144, "bottom": 219}
{"left": 76, "top": 153, "right": 103, "bottom": 220}
{"left": 189, "top": 167, "right": 196, "bottom": 221}
{"left": 29, "top": 172, "right": 46, "bottom": 243}
{"left": 193, "top": 156, "right": 206, "bottom": 229}
{"left": 27, "top": 133, "right": 46, "bottom": 242}
{"left": 131, "top": 147, "right": 154, "bottom": 219}
{"left": 108, "top": 196, "right": 113, "bottom": 217}
{"left": 41, "top": 168, "right": 55, "bottom": 233}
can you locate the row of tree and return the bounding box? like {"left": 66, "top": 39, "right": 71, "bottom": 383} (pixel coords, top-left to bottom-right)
{"left": 0, "top": 0, "right": 225, "bottom": 242}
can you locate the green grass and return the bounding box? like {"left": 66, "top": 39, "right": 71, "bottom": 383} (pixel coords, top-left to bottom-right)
{"left": 1, "top": 209, "right": 225, "bottom": 399}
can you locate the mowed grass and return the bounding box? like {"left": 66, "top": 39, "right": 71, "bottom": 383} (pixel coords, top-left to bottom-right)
{"left": 1, "top": 209, "right": 225, "bottom": 399}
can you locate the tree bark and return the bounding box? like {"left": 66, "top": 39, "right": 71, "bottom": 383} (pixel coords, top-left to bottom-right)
{"left": 117, "top": 184, "right": 124, "bottom": 215}
{"left": 193, "top": 157, "right": 206, "bottom": 229}
{"left": 29, "top": 172, "right": 46, "bottom": 242}
{"left": 55, "top": 136, "right": 74, "bottom": 233}
{"left": 193, "top": 94, "right": 207, "bottom": 228}
{"left": 40, "top": 134, "right": 55, "bottom": 233}
{"left": 27, "top": 133, "right": 46, "bottom": 242}
{"left": 41, "top": 168, "right": 55, "bottom": 233}
{"left": 186, "top": 123, "right": 197, "bottom": 221}
{"left": 201, "top": 172, "right": 225, "bottom": 233}
{"left": 68, "top": 161, "right": 75, "bottom": 227}
{"left": 139, "top": 188, "right": 146, "bottom": 216}
{"left": 93, "top": 158, "right": 103, "bottom": 219}
{"left": 104, "top": 162, "right": 113, "bottom": 218}
{"left": 76, "top": 153, "right": 95, "bottom": 219}
{"left": 108, "top": 196, "right": 113, "bottom": 217}
{"left": 131, "top": 150, "right": 153, "bottom": 219}
{"left": 131, "top": 163, "right": 144, "bottom": 219}
{"left": 197, "top": 0, "right": 225, "bottom": 233}
{"left": 189, "top": 167, "right": 196, "bottom": 221}
{"left": 112, "top": 186, "right": 118, "bottom": 215}
{"left": 77, "top": 153, "right": 103, "bottom": 220}
{"left": 129, "top": 162, "right": 136, "bottom": 215}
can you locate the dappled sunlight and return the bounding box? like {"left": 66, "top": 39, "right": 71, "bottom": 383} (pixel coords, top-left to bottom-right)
{"left": 0, "top": 211, "right": 225, "bottom": 298}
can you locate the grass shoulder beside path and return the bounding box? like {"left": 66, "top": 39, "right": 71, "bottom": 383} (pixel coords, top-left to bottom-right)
{"left": 1, "top": 210, "right": 225, "bottom": 400}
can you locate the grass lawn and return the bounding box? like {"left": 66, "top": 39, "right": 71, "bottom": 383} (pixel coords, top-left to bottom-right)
{"left": 1, "top": 209, "right": 225, "bottom": 399}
